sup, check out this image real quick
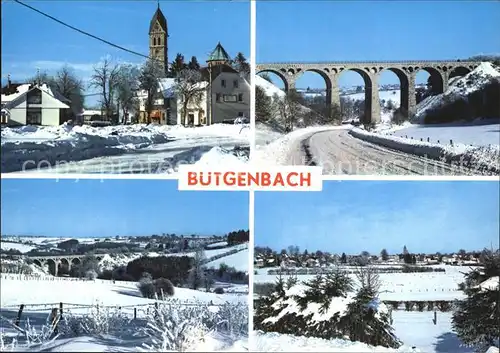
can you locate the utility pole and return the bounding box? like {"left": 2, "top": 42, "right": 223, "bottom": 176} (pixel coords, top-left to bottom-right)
{"left": 208, "top": 66, "right": 212, "bottom": 126}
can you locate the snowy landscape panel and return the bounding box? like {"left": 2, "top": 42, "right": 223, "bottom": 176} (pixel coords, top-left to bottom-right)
{"left": 252, "top": 181, "right": 500, "bottom": 352}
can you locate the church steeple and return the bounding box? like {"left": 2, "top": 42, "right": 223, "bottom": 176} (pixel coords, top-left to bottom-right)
{"left": 149, "top": 2, "right": 169, "bottom": 76}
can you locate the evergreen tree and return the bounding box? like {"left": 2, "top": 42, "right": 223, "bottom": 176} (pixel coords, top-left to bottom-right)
{"left": 403, "top": 245, "right": 409, "bottom": 255}
{"left": 340, "top": 252, "right": 347, "bottom": 264}
{"left": 169, "top": 53, "right": 187, "bottom": 77}
{"left": 452, "top": 249, "right": 500, "bottom": 352}
{"left": 187, "top": 56, "right": 200, "bottom": 71}
{"left": 256, "top": 85, "right": 273, "bottom": 122}
{"left": 233, "top": 52, "right": 250, "bottom": 76}
{"left": 380, "top": 249, "right": 389, "bottom": 261}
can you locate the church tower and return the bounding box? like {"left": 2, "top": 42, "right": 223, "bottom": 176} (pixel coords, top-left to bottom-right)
{"left": 149, "top": 2, "right": 169, "bottom": 76}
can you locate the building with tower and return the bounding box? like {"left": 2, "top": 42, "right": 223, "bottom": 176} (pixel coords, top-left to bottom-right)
{"left": 137, "top": 5, "right": 249, "bottom": 126}
{"left": 149, "top": 2, "right": 169, "bottom": 76}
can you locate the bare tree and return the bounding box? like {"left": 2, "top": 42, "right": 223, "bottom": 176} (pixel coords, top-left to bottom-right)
{"left": 188, "top": 248, "right": 206, "bottom": 290}
{"left": 53, "top": 66, "right": 85, "bottom": 117}
{"left": 174, "top": 69, "right": 205, "bottom": 126}
{"left": 273, "top": 90, "right": 302, "bottom": 132}
{"left": 116, "top": 64, "right": 140, "bottom": 124}
{"left": 138, "top": 59, "right": 163, "bottom": 123}
{"left": 89, "top": 58, "right": 120, "bottom": 121}
{"left": 355, "top": 266, "right": 381, "bottom": 295}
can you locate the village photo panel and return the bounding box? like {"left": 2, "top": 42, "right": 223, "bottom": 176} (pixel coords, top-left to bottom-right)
{"left": 2, "top": 0, "right": 251, "bottom": 175}
{"left": 253, "top": 0, "right": 500, "bottom": 176}
{"left": 1, "top": 178, "right": 250, "bottom": 351}
{"left": 252, "top": 180, "right": 500, "bottom": 352}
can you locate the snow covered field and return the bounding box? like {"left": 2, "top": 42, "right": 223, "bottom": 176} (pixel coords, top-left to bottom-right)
{"left": 392, "top": 120, "right": 500, "bottom": 147}
{"left": 0, "top": 275, "right": 248, "bottom": 351}
{"left": 1, "top": 123, "right": 249, "bottom": 174}
{"left": 254, "top": 265, "right": 467, "bottom": 302}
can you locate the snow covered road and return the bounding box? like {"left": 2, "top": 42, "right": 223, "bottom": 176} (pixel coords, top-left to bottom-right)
{"left": 288, "top": 129, "right": 473, "bottom": 175}
{"left": 1, "top": 124, "right": 250, "bottom": 174}
{"left": 20, "top": 136, "right": 246, "bottom": 174}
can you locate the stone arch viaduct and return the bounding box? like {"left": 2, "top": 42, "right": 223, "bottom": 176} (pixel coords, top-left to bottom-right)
{"left": 28, "top": 254, "right": 104, "bottom": 276}
{"left": 256, "top": 60, "right": 480, "bottom": 123}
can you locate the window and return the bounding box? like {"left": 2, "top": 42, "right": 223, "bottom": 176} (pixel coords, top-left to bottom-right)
{"left": 238, "top": 112, "right": 244, "bottom": 117}
{"left": 26, "top": 108, "right": 42, "bottom": 125}
{"left": 216, "top": 93, "right": 222, "bottom": 102}
{"left": 238, "top": 93, "right": 243, "bottom": 102}
{"left": 223, "top": 95, "right": 237, "bottom": 102}
{"left": 233, "top": 80, "right": 239, "bottom": 88}
{"left": 221, "top": 79, "right": 226, "bottom": 88}
{"left": 27, "top": 89, "right": 42, "bottom": 104}
{"left": 153, "top": 37, "right": 157, "bottom": 46}
{"left": 158, "top": 37, "right": 161, "bottom": 45}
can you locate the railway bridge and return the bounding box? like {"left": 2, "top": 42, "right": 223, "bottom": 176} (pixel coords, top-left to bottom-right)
{"left": 27, "top": 254, "right": 104, "bottom": 276}
{"left": 256, "top": 60, "right": 480, "bottom": 123}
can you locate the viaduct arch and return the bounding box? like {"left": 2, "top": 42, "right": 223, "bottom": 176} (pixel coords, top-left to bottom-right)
{"left": 256, "top": 60, "right": 480, "bottom": 124}
{"left": 30, "top": 254, "right": 103, "bottom": 276}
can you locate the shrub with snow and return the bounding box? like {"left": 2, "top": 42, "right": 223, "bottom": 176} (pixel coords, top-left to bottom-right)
{"left": 255, "top": 269, "right": 401, "bottom": 349}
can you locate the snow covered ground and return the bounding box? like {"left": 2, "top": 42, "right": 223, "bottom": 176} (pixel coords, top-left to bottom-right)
{"left": 0, "top": 241, "right": 36, "bottom": 253}
{"left": 391, "top": 120, "right": 500, "bottom": 147}
{"left": 206, "top": 247, "right": 249, "bottom": 272}
{"left": 1, "top": 123, "right": 249, "bottom": 174}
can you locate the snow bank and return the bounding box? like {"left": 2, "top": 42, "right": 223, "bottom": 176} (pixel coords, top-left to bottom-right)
{"left": 194, "top": 146, "right": 248, "bottom": 167}
{"left": 256, "top": 75, "right": 286, "bottom": 98}
{"left": 349, "top": 127, "right": 500, "bottom": 175}
{"left": 1, "top": 123, "right": 249, "bottom": 173}
{"left": 415, "top": 62, "right": 500, "bottom": 123}
{"left": 254, "top": 331, "right": 414, "bottom": 352}
{"left": 254, "top": 125, "right": 351, "bottom": 166}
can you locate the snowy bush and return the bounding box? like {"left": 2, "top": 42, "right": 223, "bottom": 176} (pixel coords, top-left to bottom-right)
{"left": 214, "top": 287, "right": 224, "bottom": 294}
{"left": 138, "top": 276, "right": 175, "bottom": 299}
{"left": 138, "top": 276, "right": 156, "bottom": 298}
{"left": 139, "top": 299, "right": 248, "bottom": 352}
{"left": 85, "top": 270, "right": 97, "bottom": 280}
{"left": 255, "top": 271, "right": 401, "bottom": 349}
{"left": 59, "top": 305, "right": 131, "bottom": 337}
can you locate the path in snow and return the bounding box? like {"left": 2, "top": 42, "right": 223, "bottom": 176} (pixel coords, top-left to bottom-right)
{"left": 286, "top": 129, "right": 470, "bottom": 175}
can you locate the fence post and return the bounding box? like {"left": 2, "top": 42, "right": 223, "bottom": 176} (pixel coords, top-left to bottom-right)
{"left": 134, "top": 308, "right": 137, "bottom": 320}
{"left": 50, "top": 308, "right": 59, "bottom": 335}
{"left": 433, "top": 311, "right": 437, "bottom": 325}
{"left": 59, "top": 302, "right": 63, "bottom": 320}
{"left": 15, "top": 304, "right": 25, "bottom": 327}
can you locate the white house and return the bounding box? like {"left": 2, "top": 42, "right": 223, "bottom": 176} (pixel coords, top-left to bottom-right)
{"left": 1, "top": 81, "right": 71, "bottom": 126}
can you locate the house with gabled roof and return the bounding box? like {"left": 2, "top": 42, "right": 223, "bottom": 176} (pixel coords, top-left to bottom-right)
{"left": 137, "top": 42, "right": 250, "bottom": 126}
{"left": 1, "top": 78, "right": 71, "bottom": 126}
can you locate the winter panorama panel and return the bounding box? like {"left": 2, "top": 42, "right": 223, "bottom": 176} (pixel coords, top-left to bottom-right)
{"left": 252, "top": 180, "right": 500, "bottom": 352}
{"left": 0, "top": 178, "right": 250, "bottom": 351}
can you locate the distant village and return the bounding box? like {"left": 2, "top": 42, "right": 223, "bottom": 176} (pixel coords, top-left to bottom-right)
{"left": 254, "top": 246, "right": 484, "bottom": 270}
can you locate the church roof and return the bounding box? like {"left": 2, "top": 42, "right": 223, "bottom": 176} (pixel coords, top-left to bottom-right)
{"left": 207, "top": 42, "right": 231, "bottom": 63}
{"left": 149, "top": 5, "right": 167, "bottom": 33}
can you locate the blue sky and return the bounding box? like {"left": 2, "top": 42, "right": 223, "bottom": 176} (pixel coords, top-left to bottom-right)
{"left": 1, "top": 178, "right": 249, "bottom": 238}
{"left": 257, "top": 1, "right": 500, "bottom": 88}
{"left": 255, "top": 181, "right": 500, "bottom": 255}
{"left": 1, "top": 0, "right": 249, "bottom": 107}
